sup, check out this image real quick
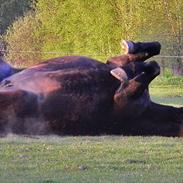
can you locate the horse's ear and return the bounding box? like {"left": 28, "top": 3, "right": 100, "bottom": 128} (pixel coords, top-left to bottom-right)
{"left": 110, "top": 67, "right": 128, "bottom": 82}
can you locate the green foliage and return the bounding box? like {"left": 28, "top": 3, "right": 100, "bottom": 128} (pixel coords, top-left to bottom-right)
{"left": 163, "top": 68, "right": 174, "bottom": 78}
{"left": 5, "top": 12, "right": 43, "bottom": 66}
{"left": 3, "top": 0, "right": 183, "bottom": 71}
{"left": 0, "top": 0, "right": 33, "bottom": 34}
{"left": 35, "top": 0, "right": 122, "bottom": 61}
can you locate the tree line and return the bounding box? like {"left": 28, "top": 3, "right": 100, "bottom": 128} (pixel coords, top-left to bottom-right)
{"left": 0, "top": 0, "right": 33, "bottom": 34}
{"left": 1, "top": 0, "right": 183, "bottom": 75}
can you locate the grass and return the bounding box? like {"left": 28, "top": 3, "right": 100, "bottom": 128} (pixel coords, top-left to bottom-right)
{"left": 149, "top": 76, "right": 183, "bottom": 107}
{"left": 149, "top": 76, "right": 183, "bottom": 97}
{"left": 1, "top": 135, "right": 183, "bottom": 183}
{"left": 151, "top": 96, "right": 183, "bottom": 107}
{"left": 0, "top": 76, "right": 182, "bottom": 183}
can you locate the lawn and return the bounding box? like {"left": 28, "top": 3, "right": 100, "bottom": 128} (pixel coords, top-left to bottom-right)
{"left": 0, "top": 77, "right": 182, "bottom": 183}
{"left": 150, "top": 76, "right": 183, "bottom": 107}
{"left": 1, "top": 135, "right": 183, "bottom": 183}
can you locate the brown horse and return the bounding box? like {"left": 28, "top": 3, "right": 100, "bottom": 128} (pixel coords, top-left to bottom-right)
{"left": 0, "top": 42, "right": 182, "bottom": 136}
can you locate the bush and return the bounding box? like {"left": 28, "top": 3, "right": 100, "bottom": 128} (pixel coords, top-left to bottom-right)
{"left": 4, "top": 12, "right": 43, "bottom": 67}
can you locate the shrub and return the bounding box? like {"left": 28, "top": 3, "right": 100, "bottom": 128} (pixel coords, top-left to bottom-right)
{"left": 4, "top": 12, "right": 43, "bottom": 67}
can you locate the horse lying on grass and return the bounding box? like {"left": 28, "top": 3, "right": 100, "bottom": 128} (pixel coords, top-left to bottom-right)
{"left": 0, "top": 41, "right": 182, "bottom": 136}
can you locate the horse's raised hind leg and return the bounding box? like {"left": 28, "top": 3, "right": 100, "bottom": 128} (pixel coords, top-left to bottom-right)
{"left": 107, "top": 41, "right": 161, "bottom": 67}
{"left": 121, "top": 40, "right": 161, "bottom": 56}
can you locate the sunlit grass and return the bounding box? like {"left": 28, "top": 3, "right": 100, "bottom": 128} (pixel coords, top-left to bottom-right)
{"left": 151, "top": 96, "right": 183, "bottom": 107}
{"left": 0, "top": 135, "right": 183, "bottom": 183}
{"left": 150, "top": 76, "right": 183, "bottom": 97}
{"left": 150, "top": 76, "right": 183, "bottom": 107}
{"left": 150, "top": 86, "right": 183, "bottom": 97}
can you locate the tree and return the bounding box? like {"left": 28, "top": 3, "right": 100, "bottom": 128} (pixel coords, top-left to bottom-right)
{"left": 35, "top": 0, "right": 122, "bottom": 61}
{"left": 160, "top": 0, "right": 183, "bottom": 75}
{"left": 4, "top": 0, "right": 183, "bottom": 73}
{"left": 5, "top": 12, "right": 43, "bottom": 66}
{"left": 0, "top": 0, "right": 33, "bottom": 34}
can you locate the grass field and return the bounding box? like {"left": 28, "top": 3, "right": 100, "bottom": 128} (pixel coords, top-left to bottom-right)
{"left": 150, "top": 76, "right": 183, "bottom": 107}
{"left": 1, "top": 135, "right": 183, "bottom": 183}
{"left": 0, "top": 77, "right": 182, "bottom": 183}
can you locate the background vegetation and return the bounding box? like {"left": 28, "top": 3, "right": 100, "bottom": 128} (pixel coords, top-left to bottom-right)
{"left": 0, "top": 0, "right": 33, "bottom": 34}
{"left": 0, "top": 0, "right": 183, "bottom": 75}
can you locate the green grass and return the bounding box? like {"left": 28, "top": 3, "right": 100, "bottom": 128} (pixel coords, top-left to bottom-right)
{"left": 1, "top": 135, "right": 183, "bottom": 183}
{"left": 150, "top": 76, "right": 183, "bottom": 97}
{"left": 149, "top": 76, "right": 183, "bottom": 107}
{"left": 150, "top": 86, "right": 183, "bottom": 98}
{"left": 151, "top": 96, "right": 183, "bottom": 107}
{"left": 0, "top": 77, "right": 182, "bottom": 183}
